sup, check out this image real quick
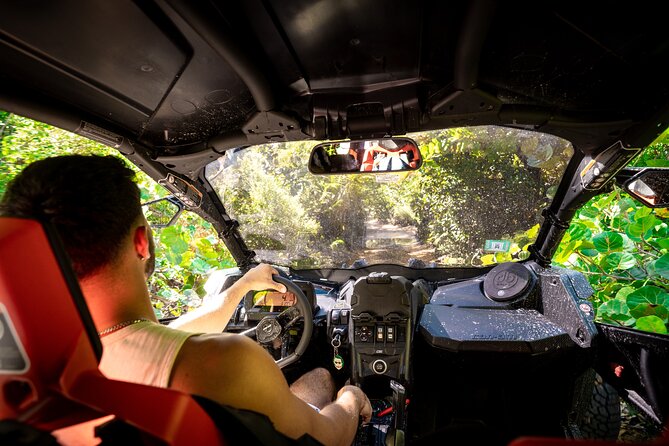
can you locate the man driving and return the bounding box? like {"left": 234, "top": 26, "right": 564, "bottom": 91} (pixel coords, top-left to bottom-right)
{"left": 0, "top": 154, "right": 371, "bottom": 446}
{"left": 360, "top": 139, "right": 419, "bottom": 171}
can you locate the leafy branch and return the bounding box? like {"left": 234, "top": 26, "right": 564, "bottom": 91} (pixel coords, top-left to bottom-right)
{"left": 555, "top": 179, "right": 669, "bottom": 334}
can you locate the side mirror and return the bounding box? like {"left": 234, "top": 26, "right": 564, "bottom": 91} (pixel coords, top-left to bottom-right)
{"left": 142, "top": 196, "right": 184, "bottom": 228}
{"left": 309, "top": 138, "right": 422, "bottom": 174}
{"left": 617, "top": 168, "right": 669, "bottom": 208}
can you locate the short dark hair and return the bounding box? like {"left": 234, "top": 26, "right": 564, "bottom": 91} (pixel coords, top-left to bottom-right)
{"left": 0, "top": 155, "right": 142, "bottom": 278}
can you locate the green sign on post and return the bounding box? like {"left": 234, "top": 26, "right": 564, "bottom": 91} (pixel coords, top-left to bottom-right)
{"left": 484, "top": 240, "right": 511, "bottom": 252}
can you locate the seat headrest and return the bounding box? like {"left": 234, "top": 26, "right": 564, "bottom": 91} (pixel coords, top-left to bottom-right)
{"left": 0, "top": 217, "right": 101, "bottom": 419}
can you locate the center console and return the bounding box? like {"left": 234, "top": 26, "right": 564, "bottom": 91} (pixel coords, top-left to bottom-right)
{"left": 348, "top": 272, "right": 414, "bottom": 384}
{"left": 328, "top": 272, "right": 418, "bottom": 445}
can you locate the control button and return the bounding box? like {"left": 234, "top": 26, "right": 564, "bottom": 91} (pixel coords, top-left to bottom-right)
{"left": 358, "top": 326, "right": 372, "bottom": 342}
{"left": 376, "top": 326, "right": 385, "bottom": 342}
{"left": 386, "top": 326, "right": 394, "bottom": 342}
{"left": 331, "top": 310, "right": 341, "bottom": 325}
{"left": 372, "top": 359, "right": 388, "bottom": 375}
{"left": 340, "top": 310, "right": 349, "bottom": 325}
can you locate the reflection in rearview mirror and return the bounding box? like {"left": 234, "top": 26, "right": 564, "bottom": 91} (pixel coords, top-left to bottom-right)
{"left": 625, "top": 169, "right": 669, "bottom": 208}
{"left": 309, "top": 138, "right": 422, "bottom": 174}
{"left": 142, "top": 196, "right": 184, "bottom": 228}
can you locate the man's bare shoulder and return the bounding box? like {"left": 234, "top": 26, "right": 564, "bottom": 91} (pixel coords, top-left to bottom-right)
{"left": 171, "top": 333, "right": 277, "bottom": 390}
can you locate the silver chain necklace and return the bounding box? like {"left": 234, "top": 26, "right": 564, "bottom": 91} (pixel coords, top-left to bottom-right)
{"left": 98, "top": 318, "right": 151, "bottom": 337}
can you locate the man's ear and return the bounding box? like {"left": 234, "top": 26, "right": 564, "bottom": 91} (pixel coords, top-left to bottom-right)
{"left": 133, "top": 225, "right": 150, "bottom": 260}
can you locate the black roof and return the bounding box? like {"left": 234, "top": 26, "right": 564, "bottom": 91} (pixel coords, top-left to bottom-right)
{"left": 2, "top": 1, "right": 669, "bottom": 174}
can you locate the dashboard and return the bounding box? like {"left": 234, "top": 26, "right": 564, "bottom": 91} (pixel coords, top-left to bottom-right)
{"left": 218, "top": 262, "right": 597, "bottom": 445}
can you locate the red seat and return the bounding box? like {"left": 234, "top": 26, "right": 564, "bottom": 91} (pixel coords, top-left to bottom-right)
{"left": 0, "top": 217, "right": 226, "bottom": 445}
{"left": 510, "top": 434, "right": 669, "bottom": 446}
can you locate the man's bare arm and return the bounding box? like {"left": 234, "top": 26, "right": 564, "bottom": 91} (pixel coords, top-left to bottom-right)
{"left": 170, "top": 334, "right": 371, "bottom": 446}
{"left": 169, "top": 264, "right": 286, "bottom": 333}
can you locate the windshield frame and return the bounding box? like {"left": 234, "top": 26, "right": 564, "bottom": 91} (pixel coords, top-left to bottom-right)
{"left": 203, "top": 126, "right": 575, "bottom": 271}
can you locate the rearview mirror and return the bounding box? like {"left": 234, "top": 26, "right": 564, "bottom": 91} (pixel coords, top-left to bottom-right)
{"left": 621, "top": 168, "right": 669, "bottom": 208}
{"left": 142, "top": 196, "right": 184, "bottom": 228}
{"left": 309, "top": 138, "right": 422, "bottom": 174}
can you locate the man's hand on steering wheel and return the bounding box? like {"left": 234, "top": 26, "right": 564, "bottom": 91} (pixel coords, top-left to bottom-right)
{"left": 236, "top": 264, "right": 287, "bottom": 294}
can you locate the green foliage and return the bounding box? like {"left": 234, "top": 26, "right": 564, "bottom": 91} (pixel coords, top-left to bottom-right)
{"left": 554, "top": 136, "right": 669, "bottom": 334}
{"left": 636, "top": 315, "right": 668, "bottom": 334}
{"left": 150, "top": 221, "right": 235, "bottom": 317}
{"left": 1, "top": 113, "right": 122, "bottom": 195}
{"left": 0, "top": 112, "right": 235, "bottom": 318}
{"left": 209, "top": 127, "right": 571, "bottom": 268}
{"left": 411, "top": 127, "right": 571, "bottom": 265}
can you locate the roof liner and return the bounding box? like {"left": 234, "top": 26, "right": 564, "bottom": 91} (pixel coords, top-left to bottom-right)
{"left": 1, "top": 1, "right": 669, "bottom": 161}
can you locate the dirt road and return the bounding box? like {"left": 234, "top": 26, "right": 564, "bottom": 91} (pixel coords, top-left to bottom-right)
{"left": 361, "top": 219, "right": 435, "bottom": 265}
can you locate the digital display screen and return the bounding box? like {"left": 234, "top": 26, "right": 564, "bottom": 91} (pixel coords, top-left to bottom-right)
{"left": 252, "top": 290, "right": 297, "bottom": 312}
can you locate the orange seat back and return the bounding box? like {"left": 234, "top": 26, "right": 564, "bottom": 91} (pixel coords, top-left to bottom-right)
{"left": 0, "top": 217, "right": 225, "bottom": 444}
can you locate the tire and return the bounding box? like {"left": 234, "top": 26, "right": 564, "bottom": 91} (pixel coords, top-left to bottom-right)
{"left": 579, "top": 374, "right": 621, "bottom": 440}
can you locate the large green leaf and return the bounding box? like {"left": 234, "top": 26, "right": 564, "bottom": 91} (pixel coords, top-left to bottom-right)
{"left": 160, "top": 226, "right": 189, "bottom": 255}
{"left": 595, "top": 192, "right": 617, "bottom": 210}
{"left": 658, "top": 238, "right": 669, "bottom": 250}
{"left": 634, "top": 207, "right": 652, "bottom": 220}
{"left": 649, "top": 253, "right": 669, "bottom": 280}
{"left": 621, "top": 234, "right": 636, "bottom": 251}
{"left": 580, "top": 249, "right": 600, "bottom": 257}
{"left": 601, "top": 252, "right": 636, "bottom": 271}
{"left": 178, "top": 251, "right": 194, "bottom": 268}
{"left": 640, "top": 214, "right": 658, "bottom": 232}
{"left": 626, "top": 286, "right": 669, "bottom": 322}
{"left": 577, "top": 241, "right": 597, "bottom": 257}
{"left": 581, "top": 220, "right": 599, "bottom": 231}
{"left": 597, "top": 298, "right": 635, "bottom": 326}
{"left": 635, "top": 315, "right": 668, "bottom": 334}
{"left": 626, "top": 222, "right": 647, "bottom": 241}
{"left": 554, "top": 240, "right": 581, "bottom": 264}
{"left": 627, "top": 266, "right": 648, "bottom": 280}
{"left": 593, "top": 231, "right": 624, "bottom": 253}
{"left": 656, "top": 222, "right": 669, "bottom": 239}
{"left": 609, "top": 216, "right": 627, "bottom": 232}
{"left": 626, "top": 215, "right": 657, "bottom": 241}
{"left": 568, "top": 222, "right": 591, "bottom": 240}
{"left": 615, "top": 286, "right": 636, "bottom": 300}
{"left": 578, "top": 206, "right": 599, "bottom": 219}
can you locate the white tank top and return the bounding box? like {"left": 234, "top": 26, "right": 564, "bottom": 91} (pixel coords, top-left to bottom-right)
{"left": 99, "top": 321, "right": 196, "bottom": 388}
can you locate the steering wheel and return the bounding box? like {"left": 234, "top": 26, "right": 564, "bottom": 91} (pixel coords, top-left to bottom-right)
{"left": 238, "top": 275, "right": 313, "bottom": 368}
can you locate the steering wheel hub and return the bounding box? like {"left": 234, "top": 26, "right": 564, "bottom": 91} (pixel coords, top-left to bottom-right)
{"left": 256, "top": 316, "right": 282, "bottom": 343}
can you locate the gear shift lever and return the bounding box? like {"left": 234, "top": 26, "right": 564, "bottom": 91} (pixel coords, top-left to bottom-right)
{"left": 385, "top": 380, "right": 406, "bottom": 446}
